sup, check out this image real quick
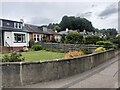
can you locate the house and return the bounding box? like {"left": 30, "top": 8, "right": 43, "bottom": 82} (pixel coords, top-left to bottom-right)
{"left": 24, "top": 24, "right": 44, "bottom": 43}
{"left": 0, "top": 18, "right": 62, "bottom": 53}
{"left": 24, "top": 24, "right": 62, "bottom": 43}
{"left": 0, "top": 19, "right": 29, "bottom": 53}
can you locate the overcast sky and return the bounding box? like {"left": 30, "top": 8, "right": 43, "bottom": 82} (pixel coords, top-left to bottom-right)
{"left": 0, "top": 0, "right": 119, "bottom": 30}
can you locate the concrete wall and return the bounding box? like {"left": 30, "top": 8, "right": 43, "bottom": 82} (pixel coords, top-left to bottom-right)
{"left": 40, "top": 43, "right": 100, "bottom": 52}
{"left": 1, "top": 49, "right": 119, "bottom": 88}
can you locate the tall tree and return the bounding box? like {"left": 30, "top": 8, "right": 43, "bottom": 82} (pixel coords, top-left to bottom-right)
{"left": 59, "top": 16, "right": 94, "bottom": 32}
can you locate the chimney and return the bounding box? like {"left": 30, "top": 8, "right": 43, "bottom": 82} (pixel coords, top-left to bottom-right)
{"left": 43, "top": 27, "right": 47, "bottom": 32}
{"left": 20, "top": 19, "right": 24, "bottom": 27}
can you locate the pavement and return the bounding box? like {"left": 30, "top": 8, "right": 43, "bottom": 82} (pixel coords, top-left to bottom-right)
{"left": 15, "top": 55, "right": 120, "bottom": 88}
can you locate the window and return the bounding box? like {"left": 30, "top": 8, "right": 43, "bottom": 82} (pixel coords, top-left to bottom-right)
{"left": 14, "top": 23, "right": 22, "bottom": 29}
{"left": 17, "top": 23, "right": 19, "bottom": 28}
{"left": 37, "top": 35, "right": 40, "bottom": 41}
{"left": 33, "top": 34, "right": 41, "bottom": 42}
{"left": 34, "top": 34, "right": 36, "bottom": 41}
{"left": 19, "top": 23, "right": 22, "bottom": 29}
{"left": 14, "top": 23, "right": 17, "bottom": 28}
{"left": 6, "top": 22, "right": 10, "bottom": 26}
{"left": 14, "top": 34, "right": 26, "bottom": 43}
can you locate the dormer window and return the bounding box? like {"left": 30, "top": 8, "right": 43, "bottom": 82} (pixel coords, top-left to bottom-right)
{"left": 6, "top": 22, "right": 10, "bottom": 26}
{"left": 14, "top": 22, "right": 22, "bottom": 29}
{"left": 17, "top": 23, "right": 19, "bottom": 28}
{"left": 19, "top": 23, "right": 22, "bottom": 29}
{"left": 14, "top": 23, "right": 17, "bottom": 28}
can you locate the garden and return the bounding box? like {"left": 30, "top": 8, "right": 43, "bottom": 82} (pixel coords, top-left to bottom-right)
{"left": 1, "top": 32, "right": 120, "bottom": 62}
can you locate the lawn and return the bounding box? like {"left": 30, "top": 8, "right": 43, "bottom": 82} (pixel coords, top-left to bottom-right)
{"left": 21, "top": 50, "right": 65, "bottom": 62}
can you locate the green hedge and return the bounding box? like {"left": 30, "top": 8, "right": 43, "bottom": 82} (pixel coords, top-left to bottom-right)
{"left": 65, "top": 32, "right": 83, "bottom": 44}
{"left": 32, "top": 44, "right": 42, "bottom": 51}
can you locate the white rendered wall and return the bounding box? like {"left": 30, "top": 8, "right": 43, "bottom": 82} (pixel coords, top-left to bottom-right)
{"left": 4, "top": 31, "right": 29, "bottom": 47}
{"left": 4, "top": 32, "right": 12, "bottom": 47}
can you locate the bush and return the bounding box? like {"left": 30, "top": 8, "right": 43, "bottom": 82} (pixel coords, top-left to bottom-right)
{"left": 2, "top": 52, "right": 24, "bottom": 62}
{"left": 95, "top": 47, "right": 106, "bottom": 52}
{"left": 29, "top": 39, "right": 35, "bottom": 48}
{"left": 64, "top": 51, "right": 84, "bottom": 59}
{"left": 96, "top": 41, "right": 105, "bottom": 45}
{"left": 65, "top": 32, "right": 83, "bottom": 44}
{"left": 111, "top": 35, "right": 120, "bottom": 48}
{"left": 96, "top": 41, "right": 116, "bottom": 50}
{"left": 85, "top": 35, "right": 100, "bottom": 44}
{"left": 81, "top": 47, "right": 92, "bottom": 54}
{"left": 32, "top": 44, "right": 42, "bottom": 51}
{"left": 103, "top": 41, "right": 114, "bottom": 50}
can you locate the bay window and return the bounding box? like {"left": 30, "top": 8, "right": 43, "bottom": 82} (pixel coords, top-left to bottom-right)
{"left": 14, "top": 33, "right": 26, "bottom": 43}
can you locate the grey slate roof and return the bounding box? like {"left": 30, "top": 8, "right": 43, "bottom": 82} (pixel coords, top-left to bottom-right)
{"left": 0, "top": 27, "right": 27, "bottom": 32}
{"left": 24, "top": 24, "right": 43, "bottom": 33}
{"left": 24, "top": 24, "right": 59, "bottom": 35}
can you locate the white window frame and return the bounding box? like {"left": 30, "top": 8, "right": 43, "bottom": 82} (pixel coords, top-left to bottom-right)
{"left": 14, "top": 22, "right": 17, "bottom": 28}
{"left": 14, "top": 33, "right": 26, "bottom": 43}
{"left": 17, "top": 23, "right": 19, "bottom": 29}
{"left": 33, "top": 34, "right": 41, "bottom": 42}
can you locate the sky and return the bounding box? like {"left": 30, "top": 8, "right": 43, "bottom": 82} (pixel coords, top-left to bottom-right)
{"left": 0, "top": 0, "right": 119, "bottom": 30}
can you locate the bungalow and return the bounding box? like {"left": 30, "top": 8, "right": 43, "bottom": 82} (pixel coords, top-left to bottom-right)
{"left": 0, "top": 19, "right": 29, "bottom": 53}
{"left": 0, "top": 19, "right": 62, "bottom": 53}
{"left": 24, "top": 24, "right": 62, "bottom": 43}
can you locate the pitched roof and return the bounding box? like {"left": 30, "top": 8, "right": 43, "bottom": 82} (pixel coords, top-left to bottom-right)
{"left": 24, "top": 24, "right": 43, "bottom": 33}
{"left": 24, "top": 24, "right": 60, "bottom": 35}
{"left": 0, "top": 27, "right": 27, "bottom": 32}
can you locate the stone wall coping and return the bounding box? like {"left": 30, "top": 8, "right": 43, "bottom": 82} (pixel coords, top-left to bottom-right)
{"left": 42, "top": 43, "right": 101, "bottom": 46}
{"left": 0, "top": 49, "right": 114, "bottom": 65}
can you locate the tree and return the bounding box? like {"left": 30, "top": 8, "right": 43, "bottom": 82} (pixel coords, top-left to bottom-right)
{"left": 84, "top": 35, "right": 100, "bottom": 44}
{"left": 48, "top": 23, "right": 61, "bottom": 32}
{"left": 65, "top": 32, "right": 84, "bottom": 44}
{"left": 53, "top": 25, "right": 61, "bottom": 32}
{"left": 59, "top": 16, "right": 94, "bottom": 32}
{"left": 99, "top": 28, "right": 118, "bottom": 39}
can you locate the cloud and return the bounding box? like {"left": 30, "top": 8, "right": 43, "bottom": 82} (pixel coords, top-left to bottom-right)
{"left": 28, "top": 17, "right": 54, "bottom": 25}
{"left": 76, "top": 12, "right": 92, "bottom": 18}
{"left": 98, "top": 3, "right": 117, "bottom": 19}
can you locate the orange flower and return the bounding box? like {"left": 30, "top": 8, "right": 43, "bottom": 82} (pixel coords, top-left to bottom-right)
{"left": 64, "top": 51, "right": 84, "bottom": 59}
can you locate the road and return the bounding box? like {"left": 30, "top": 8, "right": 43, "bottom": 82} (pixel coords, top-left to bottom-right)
{"left": 16, "top": 54, "right": 120, "bottom": 88}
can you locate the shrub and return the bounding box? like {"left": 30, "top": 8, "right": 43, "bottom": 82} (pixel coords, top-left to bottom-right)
{"left": 95, "top": 47, "right": 106, "bottom": 52}
{"left": 32, "top": 44, "right": 42, "bottom": 51}
{"left": 103, "top": 41, "right": 114, "bottom": 50}
{"left": 84, "top": 35, "right": 100, "bottom": 44}
{"left": 61, "top": 34, "right": 66, "bottom": 43}
{"left": 81, "top": 47, "right": 92, "bottom": 54}
{"left": 29, "top": 39, "right": 35, "bottom": 48}
{"left": 64, "top": 51, "right": 84, "bottom": 59}
{"left": 65, "top": 32, "right": 83, "bottom": 44}
{"left": 96, "top": 41, "right": 116, "bottom": 50}
{"left": 96, "top": 41, "right": 105, "bottom": 45}
{"left": 2, "top": 52, "right": 24, "bottom": 62}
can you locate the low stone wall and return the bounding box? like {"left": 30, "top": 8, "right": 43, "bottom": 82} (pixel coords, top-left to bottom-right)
{"left": 1, "top": 49, "right": 119, "bottom": 88}
{"left": 40, "top": 43, "right": 100, "bottom": 52}
{"left": 0, "top": 46, "right": 24, "bottom": 53}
